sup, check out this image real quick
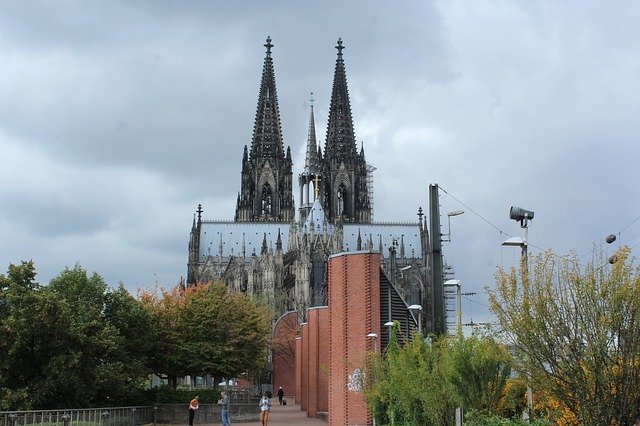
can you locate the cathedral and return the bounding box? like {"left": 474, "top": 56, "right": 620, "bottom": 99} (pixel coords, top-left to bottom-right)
{"left": 187, "top": 37, "right": 431, "bottom": 326}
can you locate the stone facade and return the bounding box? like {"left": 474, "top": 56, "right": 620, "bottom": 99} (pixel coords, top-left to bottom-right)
{"left": 187, "top": 38, "right": 431, "bottom": 329}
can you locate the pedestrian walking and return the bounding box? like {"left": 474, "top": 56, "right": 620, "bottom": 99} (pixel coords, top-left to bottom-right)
{"left": 259, "top": 391, "right": 271, "bottom": 426}
{"left": 219, "top": 391, "right": 231, "bottom": 426}
{"left": 277, "top": 386, "right": 284, "bottom": 405}
{"left": 188, "top": 396, "right": 199, "bottom": 426}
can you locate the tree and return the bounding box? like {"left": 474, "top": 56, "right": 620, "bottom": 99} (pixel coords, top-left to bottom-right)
{"left": 364, "top": 322, "right": 456, "bottom": 425}
{"left": 0, "top": 262, "right": 77, "bottom": 409}
{"left": 139, "top": 283, "right": 188, "bottom": 389}
{"left": 1, "top": 262, "right": 157, "bottom": 409}
{"left": 449, "top": 334, "right": 512, "bottom": 416}
{"left": 272, "top": 312, "right": 299, "bottom": 370}
{"left": 178, "top": 283, "right": 271, "bottom": 380}
{"left": 489, "top": 246, "right": 640, "bottom": 425}
{"left": 46, "top": 265, "right": 123, "bottom": 407}
{"left": 100, "top": 284, "right": 157, "bottom": 403}
{"left": 141, "top": 282, "right": 271, "bottom": 388}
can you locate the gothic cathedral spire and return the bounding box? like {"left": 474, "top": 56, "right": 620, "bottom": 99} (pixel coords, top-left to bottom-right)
{"left": 235, "top": 37, "right": 295, "bottom": 222}
{"left": 322, "top": 38, "right": 371, "bottom": 223}
{"left": 298, "top": 92, "right": 322, "bottom": 223}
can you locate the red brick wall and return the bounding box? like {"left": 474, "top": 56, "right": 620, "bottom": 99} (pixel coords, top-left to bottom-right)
{"left": 305, "top": 306, "right": 330, "bottom": 418}
{"left": 317, "top": 308, "right": 330, "bottom": 415}
{"left": 328, "top": 252, "right": 380, "bottom": 426}
{"left": 295, "top": 336, "right": 302, "bottom": 404}
{"left": 292, "top": 252, "right": 381, "bottom": 424}
{"left": 307, "top": 308, "right": 320, "bottom": 417}
{"left": 273, "top": 311, "right": 298, "bottom": 401}
{"left": 301, "top": 321, "right": 309, "bottom": 412}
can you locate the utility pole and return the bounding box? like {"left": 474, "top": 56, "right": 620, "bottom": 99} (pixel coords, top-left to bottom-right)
{"left": 428, "top": 183, "right": 445, "bottom": 335}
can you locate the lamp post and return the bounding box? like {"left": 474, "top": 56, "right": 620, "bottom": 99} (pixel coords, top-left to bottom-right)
{"left": 367, "top": 332, "right": 378, "bottom": 353}
{"left": 407, "top": 304, "right": 422, "bottom": 335}
{"left": 503, "top": 205, "right": 535, "bottom": 422}
{"left": 383, "top": 321, "right": 394, "bottom": 348}
{"left": 442, "top": 210, "right": 465, "bottom": 242}
{"left": 366, "top": 332, "right": 380, "bottom": 426}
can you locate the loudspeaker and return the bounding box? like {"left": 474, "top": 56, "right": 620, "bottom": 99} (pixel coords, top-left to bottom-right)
{"left": 510, "top": 206, "right": 534, "bottom": 221}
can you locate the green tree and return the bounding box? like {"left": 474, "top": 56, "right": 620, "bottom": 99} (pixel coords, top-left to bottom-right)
{"left": 489, "top": 246, "right": 640, "bottom": 425}
{"left": 47, "top": 265, "right": 121, "bottom": 407}
{"left": 364, "top": 322, "right": 456, "bottom": 425}
{"left": 141, "top": 282, "right": 271, "bottom": 388}
{"left": 99, "top": 284, "right": 156, "bottom": 404}
{"left": 450, "top": 334, "right": 512, "bottom": 416}
{"left": 178, "top": 282, "right": 271, "bottom": 381}
{"left": 0, "top": 262, "right": 80, "bottom": 409}
{"left": 1, "top": 262, "right": 158, "bottom": 409}
{"left": 140, "top": 284, "right": 186, "bottom": 389}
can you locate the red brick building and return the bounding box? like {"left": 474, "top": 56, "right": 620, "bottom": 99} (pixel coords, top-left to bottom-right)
{"left": 273, "top": 251, "right": 417, "bottom": 425}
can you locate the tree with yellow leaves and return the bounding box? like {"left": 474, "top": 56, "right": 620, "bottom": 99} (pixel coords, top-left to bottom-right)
{"left": 140, "top": 281, "right": 271, "bottom": 389}
{"left": 489, "top": 246, "right": 640, "bottom": 425}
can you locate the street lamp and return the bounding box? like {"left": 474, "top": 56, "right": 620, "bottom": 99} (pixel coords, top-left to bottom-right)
{"left": 506, "top": 206, "right": 534, "bottom": 267}
{"left": 504, "top": 206, "right": 535, "bottom": 421}
{"left": 367, "top": 332, "right": 378, "bottom": 353}
{"left": 442, "top": 210, "right": 465, "bottom": 242}
{"left": 383, "top": 321, "right": 394, "bottom": 344}
{"left": 407, "top": 304, "right": 422, "bottom": 335}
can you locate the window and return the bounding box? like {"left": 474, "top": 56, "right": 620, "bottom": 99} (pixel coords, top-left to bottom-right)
{"left": 261, "top": 184, "right": 273, "bottom": 216}
{"left": 337, "top": 183, "right": 347, "bottom": 217}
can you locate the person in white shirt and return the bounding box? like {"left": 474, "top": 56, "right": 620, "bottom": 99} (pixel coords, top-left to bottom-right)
{"left": 259, "top": 392, "right": 271, "bottom": 426}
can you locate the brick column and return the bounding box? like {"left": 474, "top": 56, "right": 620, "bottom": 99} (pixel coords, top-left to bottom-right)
{"left": 295, "top": 336, "right": 302, "bottom": 404}
{"left": 328, "top": 252, "right": 380, "bottom": 426}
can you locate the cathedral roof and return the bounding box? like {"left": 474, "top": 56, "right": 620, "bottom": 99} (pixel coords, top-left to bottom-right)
{"left": 198, "top": 221, "right": 290, "bottom": 260}
{"left": 302, "top": 198, "right": 334, "bottom": 235}
{"left": 342, "top": 223, "right": 422, "bottom": 259}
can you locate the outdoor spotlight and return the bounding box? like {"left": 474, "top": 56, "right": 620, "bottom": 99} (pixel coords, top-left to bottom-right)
{"left": 509, "top": 206, "right": 535, "bottom": 222}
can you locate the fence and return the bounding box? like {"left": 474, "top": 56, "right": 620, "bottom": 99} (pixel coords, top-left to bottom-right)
{"left": 1, "top": 403, "right": 261, "bottom": 426}
{"left": 0, "top": 407, "right": 155, "bottom": 426}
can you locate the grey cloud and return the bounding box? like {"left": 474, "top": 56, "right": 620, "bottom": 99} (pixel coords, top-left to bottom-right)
{"left": 1, "top": 0, "right": 639, "bottom": 327}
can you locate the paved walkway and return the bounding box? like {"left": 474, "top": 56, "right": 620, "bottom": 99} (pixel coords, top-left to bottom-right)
{"left": 203, "top": 401, "right": 326, "bottom": 425}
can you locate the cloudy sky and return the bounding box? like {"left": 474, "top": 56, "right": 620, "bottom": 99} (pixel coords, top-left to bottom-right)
{"left": 1, "top": 1, "right": 639, "bottom": 324}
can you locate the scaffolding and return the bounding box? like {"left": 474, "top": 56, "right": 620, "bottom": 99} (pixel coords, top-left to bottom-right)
{"left": 366, "top": 164, "right": 376, "bottom": 221}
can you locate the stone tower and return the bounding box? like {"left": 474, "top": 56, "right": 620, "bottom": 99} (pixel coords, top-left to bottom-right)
{"left": 235, "top": 37, "right": 295, "bottom": 222}
{"left": 298, "top": 94, "right": 323, "bottom": 223}
{"left": 321, "top": 38, "right": 371, "bottom": 223}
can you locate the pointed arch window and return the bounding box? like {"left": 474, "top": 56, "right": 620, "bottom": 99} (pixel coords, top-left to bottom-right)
{"left": 261, "top": 184, "right": 273, "bottom": 216}
{"left": 311, "top": 251, "right": 327, "bottom": 306}
{"left": 337, "top": 183, "right": 347, "bottom": 217}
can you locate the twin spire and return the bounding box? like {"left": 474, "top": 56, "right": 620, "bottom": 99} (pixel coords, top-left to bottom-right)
{"left": 250, "top": 35, "right": 285, "bottom": 161}
{"left": 324, "top": 37, "right": 358, "bottom": 162}
{"left": 237, "top": 37, "right": 370, "bottom": 225}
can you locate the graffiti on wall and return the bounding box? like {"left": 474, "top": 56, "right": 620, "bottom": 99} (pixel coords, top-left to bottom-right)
{"left": 347, "top": 368, "right": 365, "bottom": 392}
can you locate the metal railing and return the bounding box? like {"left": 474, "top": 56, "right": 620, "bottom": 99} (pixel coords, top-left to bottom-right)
{"left": 1, "top": 403, "right": 261, "bottom": 426}
{"left": 1, "top": 406, "right": 155, "bottom": 426}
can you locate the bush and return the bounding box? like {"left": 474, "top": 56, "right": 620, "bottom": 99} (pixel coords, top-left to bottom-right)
{"left": 145, "top": 386, "right": 221, "bottom": 404}
{"left": 464, "top": 409, "right": 548, "bottom": 425}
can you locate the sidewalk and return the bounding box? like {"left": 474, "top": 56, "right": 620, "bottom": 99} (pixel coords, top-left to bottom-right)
{"left": 204, "top": 401, "right": 326, "bottom": 425}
